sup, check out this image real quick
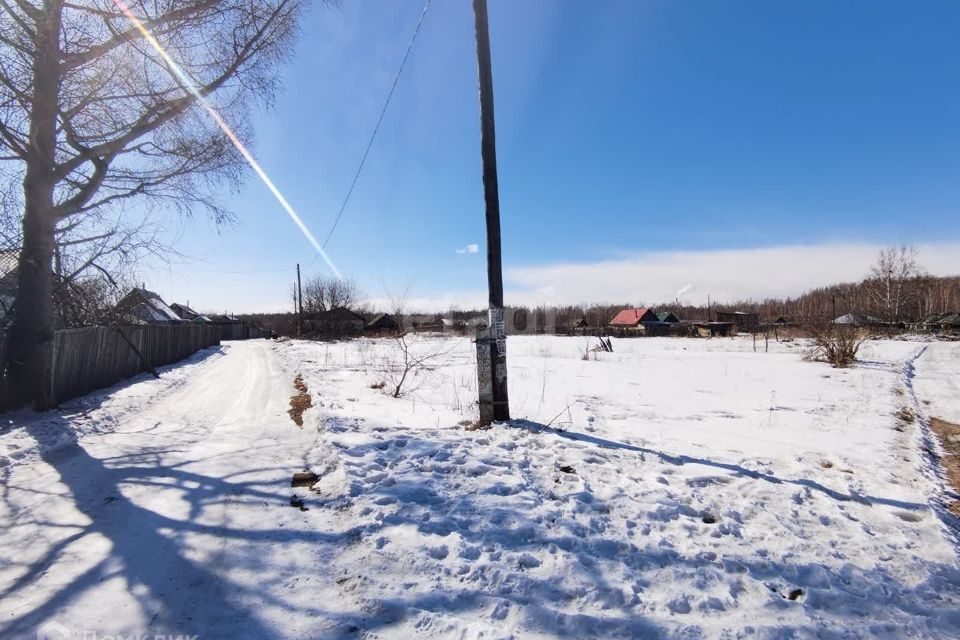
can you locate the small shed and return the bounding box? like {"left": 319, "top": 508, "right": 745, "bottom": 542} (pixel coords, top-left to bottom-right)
{"left": 557, "top": 317, "right": 589, "bottom": 335}
{"left": 366, "top": 313, "right": 399, "bottom": 334}
{"left": 715, "top": 311, "right": 759, "bottom": 332}
{"left": 695, "top": 321, "right": 734, "bottom": 337}
{"left": 313, "top": 307, "right": 365, "bottom": 337}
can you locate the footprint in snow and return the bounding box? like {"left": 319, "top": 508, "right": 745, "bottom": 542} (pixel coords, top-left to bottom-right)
{"left": 425, "top": 545, "right": 449, "bottom": 560}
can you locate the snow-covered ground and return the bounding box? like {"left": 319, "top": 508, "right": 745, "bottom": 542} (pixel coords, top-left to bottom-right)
{"left": 1, "top": 335, "right": 958, "bottom": 639}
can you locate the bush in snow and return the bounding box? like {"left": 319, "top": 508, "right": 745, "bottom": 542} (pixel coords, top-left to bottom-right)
{"left": 807, "top": 325, "right": 867, "bottom": 368}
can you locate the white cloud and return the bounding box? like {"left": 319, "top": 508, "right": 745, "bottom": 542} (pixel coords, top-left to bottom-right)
{"left": 455, "top": 243, "right": 480, "bottom": 255}
{"left": 366, "top": 291, "right": 488, "bottom": 314}
{"left": 503, "top": 243, "right": 960, "bottom": 307}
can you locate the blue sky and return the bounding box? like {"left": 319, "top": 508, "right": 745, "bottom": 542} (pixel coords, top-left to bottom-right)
{"left": 153, "top": 0, "right": 960, "bottom": 313}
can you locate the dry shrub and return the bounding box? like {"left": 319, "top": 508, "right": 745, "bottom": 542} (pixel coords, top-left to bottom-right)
{"left": 895, "top": 406, "right": 916, "bottom": 425}
{"left": 377, "top": 334, "right": 456, "bottom": 398}
{"left": 807, "top": 325, "right": 867, "bottom": 368}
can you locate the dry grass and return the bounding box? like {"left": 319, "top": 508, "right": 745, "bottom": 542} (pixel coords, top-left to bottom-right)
{"left": 288, "top": 373, "right": 313, "bottom": 427}
{"left": 929, "top": 417, "right": 960, "bottom": 517}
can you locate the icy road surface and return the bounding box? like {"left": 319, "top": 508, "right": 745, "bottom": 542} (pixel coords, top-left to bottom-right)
{"left": 1, "top": 336, "right": 959, "bottom": 639}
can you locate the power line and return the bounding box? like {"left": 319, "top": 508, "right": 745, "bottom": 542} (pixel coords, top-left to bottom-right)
{"left": 315, "top": 0, "right": 432, "bottom": 263}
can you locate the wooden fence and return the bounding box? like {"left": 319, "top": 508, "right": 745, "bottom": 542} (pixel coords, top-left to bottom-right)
{"left": 2, "top": 324, "right": 221, "bottom": 409}
{"left": 216, "top": 323, "right": 267, "bottom": 340}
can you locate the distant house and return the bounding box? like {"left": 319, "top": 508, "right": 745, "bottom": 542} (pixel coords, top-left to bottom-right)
{"left": 466, "top": 316, "right": 489, "bottom": 329}
{"left": 715, "top": 311, "right": 759, "bottom": 332}
{"left": 440, "top": 316, "right": 487, "bottom": 334}
{"left": 410, "top": 314, "right": 444, "bottom": 333}
{"left": 115, "top": 287, "right": 185, "bottom": 324}
{"left": 366, "top": 313, "right": 398, "bottom": 334}
{"left": 922, "top": 312, "right": 960, "bottom": 333}
{"left": 770, "top": 316, "right": 793, "bottom": 325}
{"left": 209, "top": 314, "right": 240, "bottom": 325}
{"left": 656, "top": 311, "right": 680, "bottom": 324}
{"left": 609, "top": 307, "right": 658, "bottom": 327}
{"left": 208, "top": 314, "right": 267, "bottom": 340}
{"left": 313, "top": 307, "right": 365, "bottom": 337}
{"left": 170, "top": 302, "right": 211, "bottom": 323}
{"left": 557, "top": 317, "right": 589, "bottom": 335}
{"left": 441, "top": 318, "right": 467, "bottom": 332}
{"left": 832, "top": 313, "right": 879, "bottom": 326}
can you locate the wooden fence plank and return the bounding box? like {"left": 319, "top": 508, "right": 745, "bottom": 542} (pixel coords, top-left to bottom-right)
{"left": 0, "top": 324, "right": 222, "bottom": 409}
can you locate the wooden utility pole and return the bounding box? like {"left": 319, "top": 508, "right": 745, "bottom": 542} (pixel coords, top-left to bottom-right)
{"left": 297, "top": 263, "right": 303, "bottom": 337}
{"left": 473, "top": 0, "right": 509, "bottom": 424}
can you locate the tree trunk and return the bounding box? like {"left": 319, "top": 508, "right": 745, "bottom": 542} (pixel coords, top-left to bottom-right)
{"left": 6, "top": 4, "right": 63, "bottom": 408}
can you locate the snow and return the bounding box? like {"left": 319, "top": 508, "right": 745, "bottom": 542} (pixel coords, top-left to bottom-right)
{"left": 1, "top": 335, "right": 958, "bottom": 639}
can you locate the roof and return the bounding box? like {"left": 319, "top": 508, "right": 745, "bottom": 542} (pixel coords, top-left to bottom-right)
{"left": 832, "top": 313, "right": 880, "bottom": 325}
{"left": 316, "top": 307, "right": 365, "bottom": 322}
{"left": 609, "top": 308, "right": 656, "bottom": 326}
{"left": 170, "top": 302, "right": 199, "bottom": 317}
{"left": 716, "top": 310, "right": 757, "bottom": 317}
{"left": 117, "top": 288, "right": 182, "bottom": 324}
{"left": 365, "top": 313, "right": 397, "bottom": 329}
{"left": 656, "top": 311, "right": 680, "bottom": 323}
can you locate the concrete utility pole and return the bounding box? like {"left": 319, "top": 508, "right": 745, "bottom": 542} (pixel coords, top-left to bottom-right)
{"left": 297, "top": 263, "right": 303, "bottom": 337}
{"left": 473, "top": 0, "right": 509, "bottom": 424}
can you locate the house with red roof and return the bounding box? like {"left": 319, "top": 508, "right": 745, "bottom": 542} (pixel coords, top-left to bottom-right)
{"left": 609, "top": 307, "right": 658, "bottom": 327}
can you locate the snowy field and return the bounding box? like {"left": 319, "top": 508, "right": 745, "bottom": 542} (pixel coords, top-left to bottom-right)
{"left": 1, "top": 335, "right": 959, "bottom": 639}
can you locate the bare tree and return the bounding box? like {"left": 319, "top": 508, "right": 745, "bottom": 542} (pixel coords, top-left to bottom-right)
{"left": 53, "top": 272, "right": 128, "bottom": 327}
{"left": 867, "top": 245, "right": 924, "bottom": 323}
{"left": 301, "top": 274, "right": 363, "bottom": 314}
{"left": 0, "top": 0, "right": 309, "bottom": 406}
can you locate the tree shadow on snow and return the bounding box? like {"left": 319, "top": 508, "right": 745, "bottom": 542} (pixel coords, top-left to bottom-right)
{"left": 288, "top": 423, "right": 960, "bottom": 638}
{"left": 509, "top": 420, "right": 928, "bottom": 512}
{"left": 0, "top": 344, "right": 350, "bottom": 640}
